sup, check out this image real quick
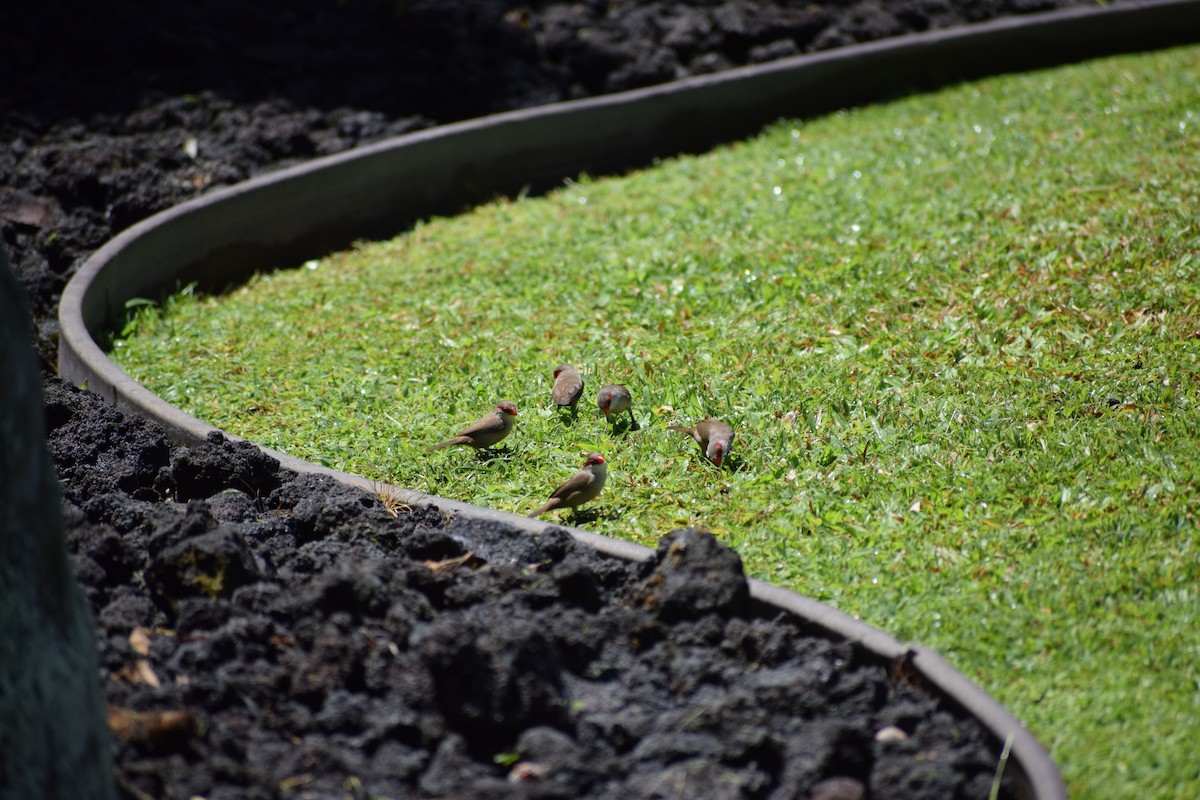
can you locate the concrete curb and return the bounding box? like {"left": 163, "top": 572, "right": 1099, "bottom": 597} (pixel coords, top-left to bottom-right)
{"left": 58, "top": 1, "right": 1200, "bottom": 796}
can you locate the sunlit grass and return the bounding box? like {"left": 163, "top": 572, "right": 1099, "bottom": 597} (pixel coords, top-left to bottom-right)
{"left": 113, "top": 45, "right": 1200, "bottom": 798}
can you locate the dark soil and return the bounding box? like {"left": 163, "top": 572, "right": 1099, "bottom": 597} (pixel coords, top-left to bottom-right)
{"left": 1, "top": 2, "right": 1099, "bottom": 797}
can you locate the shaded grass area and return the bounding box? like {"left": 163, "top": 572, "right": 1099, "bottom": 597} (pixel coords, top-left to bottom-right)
{"left": 114, "top": 45, "right": 1200, "bottom": 798}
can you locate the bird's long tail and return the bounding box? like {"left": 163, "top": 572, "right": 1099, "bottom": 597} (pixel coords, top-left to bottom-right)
{"left": 528, "top": 501, "right": 556, "bottom": 518}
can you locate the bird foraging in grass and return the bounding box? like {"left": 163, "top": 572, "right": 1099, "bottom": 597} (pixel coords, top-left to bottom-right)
{"left": 669, "top": 418, "right": 735, "bottom": 467}
{"left": 551, "top": 365, "right": 584, "bottom": 412}
{"left": 428, "top": 401, "right": 518, "bottom": 451}
{"left": 596, "top": 384, "right": 635, "bottom": 428}
{"left": 528, "top": 452, "right": 607, "bottom": 518}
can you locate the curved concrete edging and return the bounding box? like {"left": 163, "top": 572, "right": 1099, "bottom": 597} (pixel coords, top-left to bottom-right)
{"left": 57, "top": 1, "right": 1200, "bottom": 797}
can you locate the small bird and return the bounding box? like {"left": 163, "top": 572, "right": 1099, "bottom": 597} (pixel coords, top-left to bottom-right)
{"left": 551, "top": 365, "right": 584, "bottom": 411}
{"left": 669, "top": 418, "right": 735, "bottom": 467}
{"left": 528, "top": 452, "right": 608, "bottom": 518}
{"left": 596, "top": 384, "right": 635, "bottom": 427}
{"left": 428, "top": 401, "right": 518, "bottom": 451}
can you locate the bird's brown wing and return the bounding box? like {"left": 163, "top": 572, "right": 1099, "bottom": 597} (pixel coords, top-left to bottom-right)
{"left": 548, "top": 468, "right": 592, "bottom": 501}
{"left": 553, "top": 375, "right": 583, "bottom": 406}
{"left": 704, "top": 420, "right": 734, "bottom": 441}
{"left": 456, "top": 410, "right": 501, "bottom": 438}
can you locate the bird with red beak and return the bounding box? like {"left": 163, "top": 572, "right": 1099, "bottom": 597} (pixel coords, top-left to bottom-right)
{"left": 428, "top": 401, "right": 518, "bottom": 450}
{"left": 669, "top": 418, "right": 735, "bottom": 467}
{"left": 596, "top": 384, "right": 635, "bottom": 428}
{"left": 528, "top": 452, "right": 607, "bottom": 518}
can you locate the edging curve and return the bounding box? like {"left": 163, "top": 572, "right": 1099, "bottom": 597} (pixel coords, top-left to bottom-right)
{"left": 58, "top": 2, "right": 1200, "bottom": 797}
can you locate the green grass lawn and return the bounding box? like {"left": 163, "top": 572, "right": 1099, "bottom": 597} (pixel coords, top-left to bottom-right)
{"left": 114, "top": 44, "right": 1200, "bottom": 798}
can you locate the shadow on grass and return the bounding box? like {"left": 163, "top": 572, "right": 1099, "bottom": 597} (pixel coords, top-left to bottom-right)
{"left": 472, "top": 446, "right": 516, "bottom": 463}
{"left": 722, "top": 455, "right": 747, "bottom": 474}
{"left": 605, "top": 415, "right": 640, "bottom": 436}
{"left": 535, "top": 505, "right": 621, "bottom": 527}
{"left": 554, "top": 407, "right": 581, "bottom": 426}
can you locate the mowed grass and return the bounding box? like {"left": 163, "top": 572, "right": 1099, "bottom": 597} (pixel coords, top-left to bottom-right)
{"left": 113, "top": 45, "right": 1200, "bottom": 797}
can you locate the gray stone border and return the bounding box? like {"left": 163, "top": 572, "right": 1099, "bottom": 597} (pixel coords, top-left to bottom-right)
{"left": 57, "top": 1, "right": 1200, "bottom": 796}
